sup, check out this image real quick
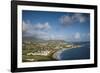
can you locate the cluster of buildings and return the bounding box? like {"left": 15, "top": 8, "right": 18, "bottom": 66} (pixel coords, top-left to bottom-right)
{"left": 27, "top": 50, "right": 51, "bottom": 56}
{"left": 22, "top": 40, "right": 81, "bottom": 62}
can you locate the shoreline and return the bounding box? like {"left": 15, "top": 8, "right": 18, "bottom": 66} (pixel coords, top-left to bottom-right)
{"left": 52, "top": 45, "right": 82, "bottom": 60}
{"left": 52, "top": 48, "right": 73, "bottom": 60}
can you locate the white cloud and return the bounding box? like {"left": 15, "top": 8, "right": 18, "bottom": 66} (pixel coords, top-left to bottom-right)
{"left": 23, "top": 21, "right": 51, "bottom": 31}
{"left": 22, "top": 21, "right": 28, "bottom": 32}
{"left": 74, "top": 32, "right": 81, "bottom": 40}
{"left": 22, "top": 21, "right": 52, "bottom": 40}
{"left": 87, "top": 33, "right": 90, "bottom": 37}
{"left": 60, "top": 15, "right": 72, "bottom": 25}
{"left": 60, "top": 13, "right": 86, "bottom": 26}
{"left": 33, "top": 22, "right": 51, "bottom": 30}
{"left": 49, "top": 34, "right": 67, "bottom": 40}
{"left": 22, "top": 21, "right": 67, "bottom": 40}
{"left": 72, "top": 13, "right": 85, "bottom": 23}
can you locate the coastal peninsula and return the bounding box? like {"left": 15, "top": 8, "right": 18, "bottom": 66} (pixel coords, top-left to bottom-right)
{"left": 22, "top": 40, "right": 81, "bottom": 62}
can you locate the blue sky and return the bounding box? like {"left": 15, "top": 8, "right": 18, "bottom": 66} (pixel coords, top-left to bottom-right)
{"left": 22, "top": 10, "right": 90, "bottom": 42}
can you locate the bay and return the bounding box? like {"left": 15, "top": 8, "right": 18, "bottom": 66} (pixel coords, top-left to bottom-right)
{"left": 59, "top": 42, "right": 90, "bottom": 60}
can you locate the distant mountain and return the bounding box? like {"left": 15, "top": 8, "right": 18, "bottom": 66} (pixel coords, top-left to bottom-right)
{"left": 22, "top": 36, "right": 65, "bottom": 43}
{"left": 22, "top": 36, "right": 43, "bottom": 41}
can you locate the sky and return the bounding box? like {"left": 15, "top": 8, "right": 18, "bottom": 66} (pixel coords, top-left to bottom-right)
{"left": 22, "top": 10, "right": 90, "bottom": 42}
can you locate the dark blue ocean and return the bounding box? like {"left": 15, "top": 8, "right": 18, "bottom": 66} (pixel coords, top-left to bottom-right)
{"left": 60, "top": 42, "right": 90, "bottom": 60}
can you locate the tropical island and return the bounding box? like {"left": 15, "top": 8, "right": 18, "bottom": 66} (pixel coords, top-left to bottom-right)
{"left": 22, "top": 10, "right": 90, "bottom": 62}
{"left": 22, "top": 40, "right": 81, "bottom": 62}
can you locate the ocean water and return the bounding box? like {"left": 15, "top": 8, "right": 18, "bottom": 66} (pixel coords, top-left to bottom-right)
{"left": 60, "top": 42, "right": 90, "bottom": 60}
